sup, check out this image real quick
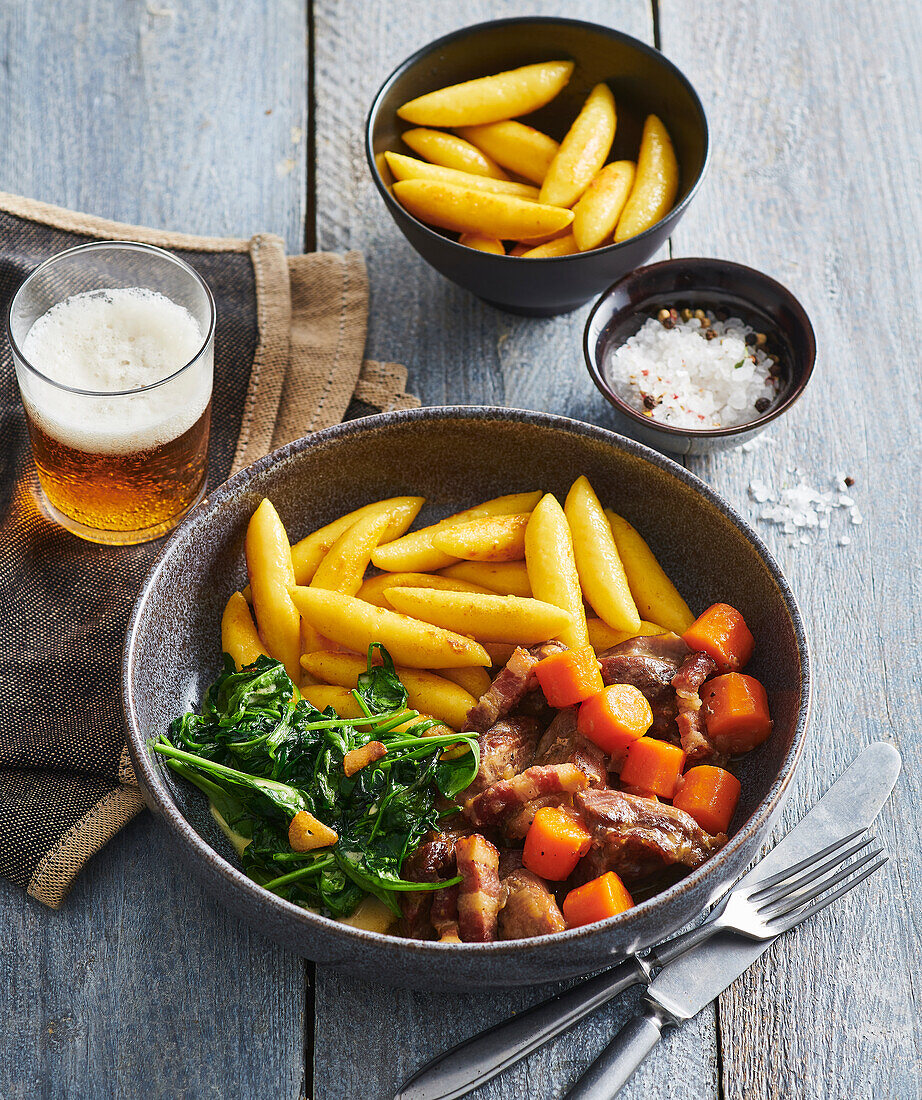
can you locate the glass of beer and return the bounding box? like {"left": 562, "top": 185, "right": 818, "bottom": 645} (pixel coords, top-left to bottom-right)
{"left": 8, "top": 241, "right": 215, "bottom": 545}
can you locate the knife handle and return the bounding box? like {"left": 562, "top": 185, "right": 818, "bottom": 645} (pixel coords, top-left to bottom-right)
{"left": 563, "top": 1002, "right": 672, "bottom": 1100}
{"left": 396, "top": 955, "right": 651, "bottom": 1100}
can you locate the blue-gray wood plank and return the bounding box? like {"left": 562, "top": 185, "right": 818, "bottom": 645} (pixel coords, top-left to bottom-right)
{"left": 0, "top": 2, "right": 308, "bottom": 1099}
{"left": 664, "top": 1, "right": 922, "bottom": 1095}
{"left": 3, "top": 0, "right": 921, "bottom": 1097}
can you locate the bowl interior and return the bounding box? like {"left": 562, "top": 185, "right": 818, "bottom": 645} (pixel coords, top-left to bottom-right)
{"left": 126, "top": 410, "right": 806, "bottom": 941}
{"left": 586, "top": 258, "right": 817, "bottom": 436}
{"left": 369, "top": 18, "right": 708, "bottom": 245}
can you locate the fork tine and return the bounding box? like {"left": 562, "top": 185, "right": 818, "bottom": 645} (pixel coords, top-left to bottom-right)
{"left": 750, "top": 834, "right": 874, "bottom": 906}
{"left": 760, "top": 843, "right": 886, "bottom": 922}
{"left": 747, "top": 828, "right": 866, "bottom": 899}
{"left": 772, "top": 853, "right": 889, "bottom": 934}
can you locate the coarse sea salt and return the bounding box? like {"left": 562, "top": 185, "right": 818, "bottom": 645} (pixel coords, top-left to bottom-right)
{"left": 604, "top": 314, "right": 779, "bottom": 429}
{"left": 747, "top": 471, "right": 863, "bottom": 546}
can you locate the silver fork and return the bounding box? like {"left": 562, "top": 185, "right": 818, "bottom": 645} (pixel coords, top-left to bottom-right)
{"left": 395, "top": 829, "right": 888, "bottom": 1100}
{"left": 647, "top": 828, "right": 886, "bottom": 961}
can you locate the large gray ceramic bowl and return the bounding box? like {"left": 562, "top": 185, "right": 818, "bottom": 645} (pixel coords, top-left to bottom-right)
{"left": 123, "top": 407, "right": 809, "bottom": 990}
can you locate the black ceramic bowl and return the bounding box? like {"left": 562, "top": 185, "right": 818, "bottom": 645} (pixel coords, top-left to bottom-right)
{"left": 366, "top": 18, "right": 710, "bottom": 316}
{"left": 122, "top": 407, "right": 809, "bottom": 990}
{"left": 584, "top": 257, "right": 817, "bottom": 454}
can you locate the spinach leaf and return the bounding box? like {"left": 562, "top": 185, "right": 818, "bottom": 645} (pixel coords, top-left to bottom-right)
{"left": 355, "top": 643, "right": 407, "bottom": 713}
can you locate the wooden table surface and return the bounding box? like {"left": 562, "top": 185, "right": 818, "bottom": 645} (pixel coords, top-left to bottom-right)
{"left": 2, "top": 2, "right": 920, "bottom": 1097}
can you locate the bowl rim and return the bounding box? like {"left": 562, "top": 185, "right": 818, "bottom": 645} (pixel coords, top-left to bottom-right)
{"left": 122, "top": 405, "right": 811, "bottom": 955}
{"left": 583, "top": 256, "right": 818, "bottom": 438}
{"left": 364, "top": 15, "right": 711, "bottom": 262}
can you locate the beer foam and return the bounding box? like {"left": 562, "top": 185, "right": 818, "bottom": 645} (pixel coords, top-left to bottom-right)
{"left": 20, "top": 287, "right": 211, "bottom": 455}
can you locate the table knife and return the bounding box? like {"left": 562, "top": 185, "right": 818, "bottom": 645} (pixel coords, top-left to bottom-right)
{"left": 564, "top": 740, "right": 901, "bottom": 1099}
{"left": 395, "top": 741, "right": 901, "bottom": 1100}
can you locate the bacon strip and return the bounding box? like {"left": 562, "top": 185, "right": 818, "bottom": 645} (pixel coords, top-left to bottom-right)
{"left": 672, "top": 651, "right": 720, "bottom": 762}
{"left": 464, "top": 647, "right": 538, "bottom": 733}
{"left": 463, "top": 763, "right": 589, "bottom": 828}
{"left": 455, "top": 834, "right": 502, "bottom": 943}
{"left": 430, "top": 883, "right": 461, "bottom": 943}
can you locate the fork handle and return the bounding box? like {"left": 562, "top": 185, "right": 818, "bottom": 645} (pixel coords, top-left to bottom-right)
{"left": 396, "top": 955, "right": 651, "bottom": 1100}
{"left": 564, "top": 1002, "right": 672, "bottom": 1100}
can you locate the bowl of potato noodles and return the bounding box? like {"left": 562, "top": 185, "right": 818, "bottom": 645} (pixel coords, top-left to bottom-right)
{"left": 366, "top": 16, "right": 710, "bottom": 316}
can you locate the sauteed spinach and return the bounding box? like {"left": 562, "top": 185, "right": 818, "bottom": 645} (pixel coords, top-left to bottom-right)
{"left": 153, "top": 645, "right": 479, "bottom": 919}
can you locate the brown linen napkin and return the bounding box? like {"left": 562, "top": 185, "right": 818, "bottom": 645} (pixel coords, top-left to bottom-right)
{"left": 0, "top": 193, "right": 418, "bottom": 908}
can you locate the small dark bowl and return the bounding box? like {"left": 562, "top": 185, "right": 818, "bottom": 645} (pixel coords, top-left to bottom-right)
{"left": 366, "top": 17, "right": 710, "bottom": 316}
{"left": 122, "top": 407, "right": 809, "bottom": 990}
{"left": 584, "top": 257, "right": 817, "bottom": 454}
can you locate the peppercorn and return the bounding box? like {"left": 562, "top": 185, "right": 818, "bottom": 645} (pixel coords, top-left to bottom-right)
{"left": 768, "top": 360, "right": 782, "bottom": 377}
{"left": 755, "top": 397, "right": 771, "bottom": 413}
{"left": 657, "top": 308, "right": 671, "bottom": 323}
{"left": 755, "top": 332, "right": 767, "bottom": 347}
{"left": 642, "top": 393, "right": 657, "bottom": 410}
{"left": 693, "top": 308, "right": 706, "bottom": 322}
{"left": 705, "top": 329, "right": 717, "bottom": 340}
{"left": 745, "top": 332, "right": 757, "bottom": 346}
{"left": 844, "top": 476, "right": 855, "bottom": 487}
{"left": 681, "top": 308, "right": 693, "bottom": 321}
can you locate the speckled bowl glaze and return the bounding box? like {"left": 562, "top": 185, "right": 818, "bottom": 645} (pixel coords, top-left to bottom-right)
{"left": 584, "top": 257, "right": 817, "bottom": 454}
{"left": 123, "top": 407, "right": 809, "bottom": 990}
{"left": 366, "top": 17, "right": 710, "bottom": 316}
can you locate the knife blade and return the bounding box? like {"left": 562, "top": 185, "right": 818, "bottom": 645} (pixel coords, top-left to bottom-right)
{"left": 565, "top": 741, "right": 901, "bottom": 1099}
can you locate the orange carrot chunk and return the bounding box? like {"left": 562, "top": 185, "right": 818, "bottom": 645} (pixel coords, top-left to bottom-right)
{"left": 682, "top": 603, "right": 754, "bottom": 673}
{"left": 702, "top": 672, "right": 772, "bottom": 754}
{"left": 619, "top": 737, "right": 685, "bottom": 798}
{"left": 577, "top": 683, "right": 653, "bottom": 754}
{"left": 563, "top": 871, "right": 634, "bottom": 928}
{"left": 673, "top": 765, "right": 741, "bottom": 835}
{"left": 534, "top": 645, "right": 603, "bottom": 708}
{"left": 522, "top": 805, "right": 592, "bottom": 881}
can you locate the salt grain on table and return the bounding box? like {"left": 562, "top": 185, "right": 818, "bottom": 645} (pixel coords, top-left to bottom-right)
{"left": 747, "top": 472, "right": 862, "bottom": 547}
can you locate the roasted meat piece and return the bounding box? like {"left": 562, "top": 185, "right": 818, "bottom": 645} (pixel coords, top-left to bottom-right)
{"left": 463, "top": 763, "right": 590, "bottom": 829}
{"left": 598, "top": 633, "right": 690, "bottom": 738}
{"left": 455, "top": 834, "right": 502, "bottom": 943}
{"left": 574, "top": 788, "right": 725, "bottom": 885}
{"left": 466, "top": 717, "right": 541, "bottom": 797}
{"left": 499, "top": 867, "right": 566, "bottom": 939}
{"left": 398, "top": 832, "right": 459, "bottom": 940}
{"left": 533, "top": 706, "right": 607, "bottom": 787}
{"left": 671, "top": 650, "right": 720, "bottom": 762}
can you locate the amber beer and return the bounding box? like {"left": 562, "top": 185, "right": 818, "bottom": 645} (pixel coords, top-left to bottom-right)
{"left": 10, "top": 244, "right": 215, "bottom": 545}
{"left": 24, "top": 401, "right": 211, "bottom": 536}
